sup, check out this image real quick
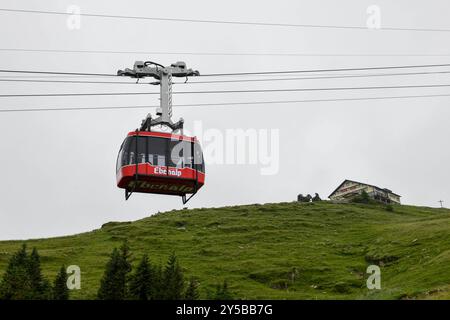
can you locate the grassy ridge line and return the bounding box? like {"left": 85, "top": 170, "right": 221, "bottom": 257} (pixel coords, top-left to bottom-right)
{"left": 0, "top": 201, "right": 449, "bottom": 300}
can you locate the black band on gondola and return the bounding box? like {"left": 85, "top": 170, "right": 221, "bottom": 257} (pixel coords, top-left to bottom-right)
{"left": 165, "top": 136, "right": 169, "bottom": 177}
{"left": 125, "top": 130, "right": 139, "bottom": 200}
{"left": 182, "top": 137, "right": 198, "bottom": 205}
{"left": 192, "top": 137, "right": 198, "bottom": 191}
{"left": 135, "top": 130, "right": 139, "bottom": 183}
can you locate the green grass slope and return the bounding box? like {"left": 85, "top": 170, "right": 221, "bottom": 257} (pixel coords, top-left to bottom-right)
{"left": 0, "top": 202, "right": 449, "bottom": 300}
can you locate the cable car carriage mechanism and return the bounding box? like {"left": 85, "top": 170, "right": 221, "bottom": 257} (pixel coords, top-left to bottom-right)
{"left": 116, "top": 61, "right": 205, "bottom": 204}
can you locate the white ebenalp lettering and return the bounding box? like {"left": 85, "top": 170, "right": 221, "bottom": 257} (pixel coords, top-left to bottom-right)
{"left": 154, "top": 166, "right": 182, "bottom": 177}
{"left": 154, "top": 166, "right": 167, "bottom": 175}
{"left": 168, "top": 168, "right": 182, "bottom": 177}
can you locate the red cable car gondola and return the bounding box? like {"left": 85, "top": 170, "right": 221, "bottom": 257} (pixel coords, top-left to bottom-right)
{"left": 116, "top": 130, "right": 205, "bottom": 203}
{"left": 115, "top": 60, "right": 204, "bottom": 203}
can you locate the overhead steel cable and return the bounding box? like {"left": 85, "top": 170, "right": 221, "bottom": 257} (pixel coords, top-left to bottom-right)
{"left": 2, "top": 48, "right": 450, "bottom": 57}
{"left": 3, "top": 83, "right": 450, "bottom": 98}
{"left": 0, "top": 79, "right": 156, "bottom": 85}
{"left": 1, "top": 8, "right": 450, "bottom": 33}
{"left": 0, "top": 75, "right": 117, "bottom": 79}
{"left": 200, "top": 63, "right": 450, "bottom": 77}
{"left": 1, "top": 93, "right": 450, "bottom": 113}
{"left": 2, "top": 63, "right": 450, "bottom": 79}
{"left": 178, "top": 70, "right": 450, "bottom": 84}
{"left": 0, "top": 92, "right": 158, "bottom": 98}
{"left": 3, "top": 70, "right": 450, "bottom": 85}
{"left": 0, "top": 69, "right": 116, "bottom": 77}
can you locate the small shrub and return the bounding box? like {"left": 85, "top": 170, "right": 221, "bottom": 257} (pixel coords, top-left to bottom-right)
{"left": 184, "top": 277, "right": 200, "bottom": 300}
{"left": 333, "top": 282, "right": 352, "bottom": 294}
{"left": 269, "top": 279, "right": 289, "bottom": 290}
{"left": 213, "top": 280, "right": 233, "bottom": 300}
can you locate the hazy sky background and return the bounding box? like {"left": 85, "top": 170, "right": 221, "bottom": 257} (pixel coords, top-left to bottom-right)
{"left": 0, "top": 0, "right": 449, "bottom": 240}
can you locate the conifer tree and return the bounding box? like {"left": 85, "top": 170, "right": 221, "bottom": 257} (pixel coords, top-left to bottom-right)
{"left": 119, "top": 240, "right": 132, "bottom": 298}
{"left": 39, "top": 278, "right": 53, "bottom": 300}
{"left": 0, "top": 244, "right": 31, "bottom": 300}
{"left": 162, "top": 252, "right": 184, "bottom": 300}
{"left": 28, "top": 248, "right": 43, "bottom": 288}
{"left": 53, "top": 265, "right": 69, "bottom": 300}
{"left": 0, "top": 245, "right": 51, "bottom": 300}
{"left": 97, "top": 242, "right": 132, "bottom": 300}
{"left": 152, "top": 263, "right": 164, "bottom": 300}
{"left": 119, "top": 241, "right": 132, "bottom": 276}
{"left": 98, "top": 248, "right": 122, "bottom": 300}
{"left": 184, "top": 277, "right": 200, "bottom": 300}
{"left": 28, "top": 247, "right": 52, "bottom": 299}
{"left": 128, "top": 254, "right": 154, "bottom": 300}
{"left": 361, "top": 190, "right": 370, "bottom": 203}
{"left": 352, "top": 190, "right": 371, "bottom": 204}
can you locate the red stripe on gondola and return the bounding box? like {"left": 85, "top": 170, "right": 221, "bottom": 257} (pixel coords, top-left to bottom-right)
{"left": 117, "top": 164, "right": 205, "bottom": 196}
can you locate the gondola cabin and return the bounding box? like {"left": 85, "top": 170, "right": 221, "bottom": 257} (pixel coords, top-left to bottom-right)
{"left": 116, "top": 131, "right": 205, "bottom": 200}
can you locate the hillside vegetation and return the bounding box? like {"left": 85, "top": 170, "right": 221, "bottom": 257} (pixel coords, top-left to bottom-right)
{"left": 0, "top": 201, "right": 449, "bottom": 300}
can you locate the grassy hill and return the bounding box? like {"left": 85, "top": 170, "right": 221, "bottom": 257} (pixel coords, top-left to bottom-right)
{"left": 0, "top": 201, "right": 449, "bottom": 300}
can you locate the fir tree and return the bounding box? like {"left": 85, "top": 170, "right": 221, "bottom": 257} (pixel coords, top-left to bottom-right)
{"left": 97, "top": 248, "right": 122, "bottom": 300}
{"left": 0, "top": 244, "right": 31, "bottom": 300}
{"left": 53, "top": 265, "right": 69, "bottom": 300}
{"left": 97, "top": 242, "right": 132, "bottom": 300}
{"left": 152, "top": 263, "right": 164, "bottom": 299}
{"left": 184, "top": 277, "right": 200, "bottom": 300}
{"left": 119, "top": 241, "right": 132, "bottom": 276}
{"left": 360, "top": 190, "right": 370, "bottom": 203}
{"left": 0, "top": 245, "right": 51, "bottom": 300}
{"left": 119, "top": 240, "right": 132, "bottom": 298}
{"left": 39, "top": 278, "right": 53, "bottom": 300}
{"left": 162, "top": 252, "right": 184, "bottom": 300}
{"left": 28, "top": 247, "right": 52, "bottom": 299}
{"left": 352, "top": 190, "right": 371, "bottom": 204}
{"left": 128, "top": 255, "right": 154, "bottom": 300}
{"left": 28, "top": 248, "right": 43, "bottom": 288}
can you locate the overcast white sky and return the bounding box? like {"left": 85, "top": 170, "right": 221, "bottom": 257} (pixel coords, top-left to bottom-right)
{"left": 0, "top": 0, "right": 449, "bottom": 240}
